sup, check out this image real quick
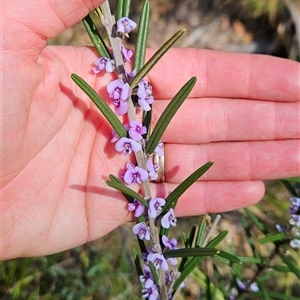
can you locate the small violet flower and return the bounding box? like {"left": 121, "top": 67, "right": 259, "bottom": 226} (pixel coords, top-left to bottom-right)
{"left": 140, "top": 265, "right": 154, "bottom": 289}
{"left": 289, "top": 214, "right": 300, "bottom": 227}
{"left": 124, "top": 163, "right": 148, "bottom": 185}
{"left": 133, "top": 222, "right": 150, "bottom": 240}
{"left": 128, "top": 199, "right": 145, "bottom": 218}
{"left": 289, "top": 197, "right": 300, "bottom": 214}
{"left": 117, "top": 17, "right": 137, "bottom": 36}
{"left": 148, "top": 197, "right": 166, "bottom": 218}
{"left": 154, "top": 141, "right": 164, "bottom": 157}
{"left": 142, "top": 282, "right": 159, "bottom": 300}
{"left": 93, "top": 57, "right": 113, "bottom": 73}
{"left": 128, "top": 120, "right": 147, "bottom": 141}
{"left": 107, "top": 79, "right": 130, "bottom": 116}
{"left": 162, "top": 235, "right": 178, "bottom": 250}
{"left": 161, "top": 208, "right": 177, "bottom": 229}
{"left": 121, "top": 44, "right": 133, "bottom": 63}
{"left": 147, "top": 253, "right": 169, "bottom": 271}
{"left": 137, "top": 80, "right": 154, "bottom": 111}
{"left": 146, "top": 159, "right": 159, "bottom": 181}
{"left": 115, "top": 137, "right": 141, "bottom": 155}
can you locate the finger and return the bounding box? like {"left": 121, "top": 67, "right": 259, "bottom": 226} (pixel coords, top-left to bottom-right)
{"left": 149, "top": 181, "right": 265, "bottom": 217}
{"left": 163, "top": 140, "right": 300, "bottom": 182}
{"left": 148, "top": 49, "right": 300, "bottom": 102}
{"left": 152, "top": 98, "right": 299, "bottom": 144}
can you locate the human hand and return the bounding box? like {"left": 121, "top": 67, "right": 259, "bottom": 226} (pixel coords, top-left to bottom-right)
{"left": 1, "top": 0, "right": 299, "bottom": 260}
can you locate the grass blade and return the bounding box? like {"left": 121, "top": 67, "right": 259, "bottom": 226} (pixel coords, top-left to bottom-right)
{"left": 122, "top": 0, "right": 131, "bottom": 18}
{"left": 130, "top": 29, "right": 185, "bottom": 88}
{"left": 116, "top": 0, "right": 123, "bottom": 20}
{"left": 146, "top": 77, "right": 197, "bottom": 155}
{"left": 71, "top": 73, "right": 126, "bottom": 138}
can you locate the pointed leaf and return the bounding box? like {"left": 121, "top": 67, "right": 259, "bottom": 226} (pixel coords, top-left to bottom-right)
{"left": 258, "top": 232, "right": 286, "bottom": 244}
{"left": 82, "top": 15, "right": 111, "bottom": 58}
{"left": 244, "top": 207, "right": 266, "bottom": 232}
{"left": 279, "top": 253, "right": 300, "bottom": 279}
{"left": 71, "top": 74, "right": 126, "bottom": 138}
{"left": 162, "top": 162, "right": 213, "bottom": 213}
{"left": 147, "top": 261, "right": 159, "bottom": 284}
{"left": 281, "top": 176, "right": 300, "bottom": 183}
{"left": 106, "top": 180, "right": 148, "bottom": 208}
{"left": 134, "top": 0, "right": 150, "bottom": 72}
{"left": 196, "top": 216, "right": 208, "bottom": 247}
{"left": 164, "top": 247, "right": 219, "bottom": 258}
{"left": 216, "top": 250, "right": 241, "bottom": 264}
{"left": 132, "top": 248, "right": 144, "bottom": 278}
{"left": 130, "top": 29, "right": 185, "bottom": 88}
{"left": 146, "top": 77, "right": 197, "bottom": 154}
{"left": 174, "top": 231, "right": 228, "bottom": 290}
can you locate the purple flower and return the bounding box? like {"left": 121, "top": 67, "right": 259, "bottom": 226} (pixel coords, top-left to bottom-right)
{"left": 290, "top": 214, "right": 300, "bottom": 227}
{"left": 142, "top": 282, "right": 159, "bottom": 300}
{"left": 107, "top": 79, "right": 130, "bottom": 115}
{"left": 93, "top": 57, "right": 114, "bottom": 73}
{"left": 124, "top": 164, "right": 148, "bottom": 185}
{"left": 162, "top": 235, "right": 178, "bottom": 250}
{"left": 290, "top": 239, "right": 300, "bottom": 249}
{"left": 147, "top": 159, "right": 159, "bottom": 181}
{"left": 117, "top": 17, "right": 137, "bottom": 35}
{"left": 161, "top": 209, "right": 177, "bottom": 229}
{"left": 128, "top": 120, "right": 147, "bottom": 141}
{"left": 121, "top": 44, "right": 133, "bottom": 63}
{"left": 137, "top": 80, "right": 154, "bottom": 111}
{"left": 289, "top": 197, "right": 300, "bottom": 214}
{"left": 140, "top": 265, "right": 154, "bottom": 288}
{"left": 133, "top": 222, "right": 150, "bottom": 240}
{"left": 154, "top": 141, "right": 164, "bottom": 157}
{"left": 128, "top": 199, "right": 145, "bottom": 218}
{"left": 147, "top": 253, "right": 169, "bottom": 271}
{"left": 115, "top": 137, "right": 141, "bottom": 155}
{"left": 148, "top": 198, "right": 166, "bottom": 218}
{"left": 126, "top": 69, "right": 136, "bottom": 78}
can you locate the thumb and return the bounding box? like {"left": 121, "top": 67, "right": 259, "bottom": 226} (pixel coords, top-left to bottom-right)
{"left": 3, "top": 0, "right": 105, "bottom": 54}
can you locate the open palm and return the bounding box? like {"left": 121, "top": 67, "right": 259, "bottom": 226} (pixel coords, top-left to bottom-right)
{"left": 1, "top": 0, "right": 299, "bottom": 260}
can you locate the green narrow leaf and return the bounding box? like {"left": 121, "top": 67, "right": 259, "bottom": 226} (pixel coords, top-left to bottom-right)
{"left": 142, "top": 109, "right": 152, "bottom": 140}
{"left": 162, "top": 162, "right": 213, "bottom": 213}
{"left": 164, "top": 247, "right": 219, "bottom": 258}
{"left": 132, "top": 248, "right": 144, "bottom": 278}
{"left": 71, "top": 74, "right": 126, "bottom": 138}
{"left": 146, "top": 77, "right": 197, "bottom": 154}
{"left": 216, "top": 250, "right": 241, "bottom": 264}
{"left": 279, "top": 253, "right": 300, "bottom": 279}
{"left": 244, "top": 207, "right": 266, "bottom": 232}
{"left": 205, "top": 230, "right": 228, "bottom": 248}
{"left": 174, "top": 231, "right": 228, "bottom": 290}
{"left": 147, "top": 261, "right": 159, "bottom": 284}
{"left": 137, "top": 236, "right": 147, "bottom": 254}
{"left": 116, "top": 0, "right": 123, "bottom": 20}
{"left": 257, "top": 282, "right": 270, "bottom": 300}
{"left": 82, "top": 15, "right": 111, "bottom": 58}
{"left": 106, "top": 180, "right": 148, "bottom": 208}
{"left": 134, "top": 0, "right": 150, "bottom": 72}
{"left": 122, "top": 0, "right": 131, "bottom": 18}
{"left": 130, "top": 29, "right": 185, "bottom": 88}
{"left": 188, "top": 225, "right": 197, "bottom": 247}
{"left": 108, "top": 174, "right": 134, "bottom": 204}
{"left": 195, "top": 216, "right": 208, "bottom": 247}
{"left": 258, "top": 232, "right": 286, "bottom": 244}
{"left": 238, "top": 257, "right": 264, "bottom": 264}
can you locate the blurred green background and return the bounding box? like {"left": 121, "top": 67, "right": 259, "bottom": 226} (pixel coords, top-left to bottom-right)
{"left": 1, "top": 0, "right": 299, "bottom": 299}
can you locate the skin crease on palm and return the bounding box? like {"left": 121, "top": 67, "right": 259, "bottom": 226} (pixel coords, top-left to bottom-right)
{"left": 1, "top": 0, "right": 299, "bottom": 260}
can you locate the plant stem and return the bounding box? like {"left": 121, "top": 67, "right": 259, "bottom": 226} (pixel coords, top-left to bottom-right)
{"left": 100, "top": 2, "right": 167, "bottom": 298}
